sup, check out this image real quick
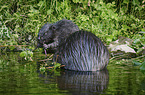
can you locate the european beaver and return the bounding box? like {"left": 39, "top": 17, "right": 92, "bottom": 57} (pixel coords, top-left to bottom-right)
{"left": 37, "top": 19, "right": 79, "bottom": 54}
{"left": 55, "top": 30, "right": 109, "bottom": 71}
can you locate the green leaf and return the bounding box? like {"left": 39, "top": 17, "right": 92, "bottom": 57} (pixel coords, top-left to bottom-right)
{"left": 12, "top": 34, "right": 19, "bottom": 38}
{"left": 132, "top": 0, "right": 140, "bottom": 6}
{"left": 123, "top": 0, "right": 129, "bottom": 4}
{"left": 122, "top": 25, "right": 130, "bottom": 31}
{"left": 9, "top": 46, "right": 15, "bottom": 50}
{"left": 54, "top": 62, "right": 61, "bottom": 70}
{"left": 132, "top": 60, "right": 142, "bottom": 66}
{"left": 40, "top": 67, "right": 46, "bottom": 72}
{"left": 20, "top": 51, "right": 27, "bottom": 57}
{"left": 140, "top": 61, "right": 145, "bottom": 70}
{"left": 47, "top": 10, "right": 52, "bottom": 15}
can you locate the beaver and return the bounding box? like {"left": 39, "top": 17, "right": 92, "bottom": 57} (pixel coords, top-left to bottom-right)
{"left": 37, "top": 19, "right": 79, "bottom": 54}
{"left": 55, "top": 30, "right": 109, "bottom": 71}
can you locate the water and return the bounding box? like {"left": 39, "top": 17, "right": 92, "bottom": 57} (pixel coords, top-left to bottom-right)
{"left": 0, "top": 52, "right": 145, "bottom": 95}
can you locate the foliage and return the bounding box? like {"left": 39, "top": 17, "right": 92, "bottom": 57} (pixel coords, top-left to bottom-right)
{"left": 0, "top": 0, "right": 144, "bottom": 45}
{"left": 0, "top": 21, "right": 18, "bottom": 46}
{"left": 133, "top": 58, "right": 145, "bottom": 71}
{"left": 40, "top": 61, "right": 61, "bottom": 72}
{"left": 0, "top": 0, "right": 145, "bottom": 69}
{"left": 132, "top": 31, "right": 145, "bottom": 53}
{"left": 20, "top": 50, "right": 33, "bottom": 61}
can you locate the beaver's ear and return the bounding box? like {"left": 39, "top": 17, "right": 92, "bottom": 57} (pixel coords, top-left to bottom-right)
{"left": 50, "top": 25, "right": 56, "bottom": 31}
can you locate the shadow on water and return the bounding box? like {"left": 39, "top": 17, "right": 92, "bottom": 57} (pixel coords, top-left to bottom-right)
{"left": 37, "top": 62, "right": 109, "bottom": 95}
{"left": 38, "top": 69, "right": 109, "bottom": 95}
{"left": 56, "top": 69, "right": 109, "bottom": 95}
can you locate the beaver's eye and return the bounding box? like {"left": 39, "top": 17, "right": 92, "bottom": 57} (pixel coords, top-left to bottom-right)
{"left": 50, "top": 25, "right": 56, "bottom": 31}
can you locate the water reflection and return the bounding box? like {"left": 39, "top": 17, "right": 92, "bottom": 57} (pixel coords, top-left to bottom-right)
{"left": 1, "top": 52, "right": 145, "bottom": 95}
{"left": 57, "top": 69, "right": 109, "bottom": 95}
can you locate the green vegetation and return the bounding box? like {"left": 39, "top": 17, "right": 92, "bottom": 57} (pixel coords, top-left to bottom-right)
{"left": 133, "top": 58, "right": 145, "bottom": 71}
{"left": 20, "top": 50, "right": 33, "bottom": 61}
{"left": 0, "top": 0, "right": 145, "bottom": 70}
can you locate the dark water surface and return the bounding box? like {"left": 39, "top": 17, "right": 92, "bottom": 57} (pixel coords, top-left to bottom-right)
{"left": 0, "top": 52, "right": 145, "bottom": 95}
